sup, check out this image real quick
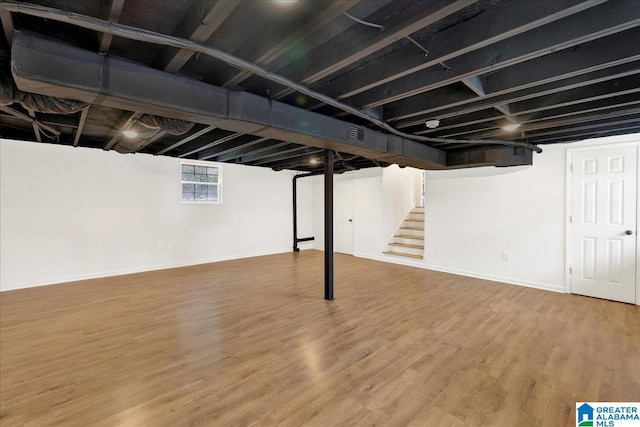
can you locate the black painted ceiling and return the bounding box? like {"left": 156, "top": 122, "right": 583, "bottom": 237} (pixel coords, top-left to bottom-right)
{"left": 1, "top": 0, "right": 639, "bottom": 172}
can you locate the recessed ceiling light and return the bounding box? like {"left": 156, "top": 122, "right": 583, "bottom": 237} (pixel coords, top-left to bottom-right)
{"left": 425, "top": 119, "right": 440, "bottom": 129}
{"left": 122, "top": 130, "right": 138, "bottom": 138}
{"left": 275, "top": 0, "right": 297, "bottom": 3}
{"left": 502, "top": 123, "right": 521, "bottom": 132}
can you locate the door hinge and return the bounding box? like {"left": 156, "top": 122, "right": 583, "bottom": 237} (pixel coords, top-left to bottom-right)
{"left": 570, "top": 164, "right": 573, "bottom": 172}
{"left": 569, "top": 267, "right": 572, "bottom": 274}
{"left": 569, "top": 215, "right": 572, "bottom": 223}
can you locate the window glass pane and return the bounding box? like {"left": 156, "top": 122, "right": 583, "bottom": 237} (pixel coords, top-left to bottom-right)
{"left": 195, "top": 184, "right": 208, "bottom": 200}
{"left": 194, "top": 166, "right": 206, "bottom": 174}
{"left": 182, "top": 184, "right": 194, "bottom": 201}
{"left": 182, "top": 172, "right": 195, "bottom": 182}
{"left": 207, "top": 185, "right": 219, "bottom": 201}
{"left": 182, "top": 164, "right": 194, "bottom": 173}
{"left": 206, "top": 174, "right": 218, "bottom": 183}
{"left": 194, "top": 173, "right": 207, "bottom": 182}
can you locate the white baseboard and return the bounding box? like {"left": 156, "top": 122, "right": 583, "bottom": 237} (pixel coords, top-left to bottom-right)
{"left": 1, "top": 247, "right": 305, "bottom": 292}
{"left": 354, "top": 252, "right": 565, "bottom": 294}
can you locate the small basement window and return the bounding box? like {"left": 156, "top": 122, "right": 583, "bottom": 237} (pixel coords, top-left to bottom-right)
{"left": 181, "top": 162, "right": 221, "bottom": 204}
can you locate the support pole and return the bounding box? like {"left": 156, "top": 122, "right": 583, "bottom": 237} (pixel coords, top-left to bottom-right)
{"left": 293, "top": 175, "right": 299, "bottom": 252}
{"left": 324, "top": 150, "right": 334, "bottom": 300}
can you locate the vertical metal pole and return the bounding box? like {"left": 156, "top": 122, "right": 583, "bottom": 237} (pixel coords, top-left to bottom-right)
{"left": 293, "top": 176, "right": 299, "bottom": 252}
{"left": 324, "top": 150, "right": 334, "bottom": 300}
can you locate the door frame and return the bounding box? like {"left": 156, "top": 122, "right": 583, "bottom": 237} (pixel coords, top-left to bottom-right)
{"left": 565, "top": 140, "right": 640, "bottom": 305}
{"left": 334, "top": 174, "right": 355, "bottom": 255}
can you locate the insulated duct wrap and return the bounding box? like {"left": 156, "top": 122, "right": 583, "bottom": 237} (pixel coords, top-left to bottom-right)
{"left": 0, "top": 66, "right": 16, "bottom": 106}
{"left": 138, "top": 114, "right": 194, "bottom": 135}
{"left": 1, "top": 64, "right": 88, "bottom": 113}
{"left": 16, "top": 92, "right": 87, "bottom": 113}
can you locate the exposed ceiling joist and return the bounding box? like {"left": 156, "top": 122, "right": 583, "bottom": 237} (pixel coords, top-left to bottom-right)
{"left": 455, "top": 107, "right": 640, "bottom": 140}
{"left": 159, "top": 0, "right": 241, "bottom": 73}
{"left": 73, "top": 107, "right": 89, "bottom": 146}
{"left": 213, "top": 139, "right": 285, "bottom": 162}
{"left": 346, "top": 1, "right": 640, "bottom": 109}
{"left": 417, "top": 76, "right": 640, "bottom": 135}
{"left": 156, "top": 125, "right": 218, "bottom": 155}
{"left": 178, "top": 132, "right": 243, "bottom": 158}
{"left": 27, "top": 109, "right": 40, "bottom": 142}
{"left": 530, "top": 125, "right": 640, "bottom": 144}
{"left": 390, "top": 36, "right": 640, "bottom": 126}
{"left": 199, "top": 136, "right": 269, "bottom": 161}
{"left": 313, "top": 0, "right": 599, "bottom": 101}
{"left": 98, "top": 0, "right": 125, "bottom": 54}
{"left": 272, "top": 0, "right": 475, "bottom": 98}
{"left": 244, "top": 144, "right": 313, "bottom": 165}
{"left": 223, "top": 0, "right": 358, "bottom": 88}
{"left": 252, "top": 148, "right": 325, "bottom": 167}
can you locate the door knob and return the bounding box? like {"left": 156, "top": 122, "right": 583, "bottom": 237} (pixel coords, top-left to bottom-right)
{"left": 625, "top": 230, "right": 633, "bottom": 235}
{"left": 348, "top": 219, "right": 353, "bottom": 222}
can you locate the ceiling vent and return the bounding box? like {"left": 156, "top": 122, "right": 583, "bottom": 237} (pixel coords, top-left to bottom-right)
{"left": 349, "top": 126, "right": 364, "bottom": 141}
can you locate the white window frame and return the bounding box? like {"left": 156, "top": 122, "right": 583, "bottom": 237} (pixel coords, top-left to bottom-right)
{"left": 180, "top": 161, "right": 222, "bottom": 204}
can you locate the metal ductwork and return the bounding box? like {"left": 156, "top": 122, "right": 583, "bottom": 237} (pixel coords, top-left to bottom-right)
{"left": 10, "top": 31, "right": 534, "bottom": 170}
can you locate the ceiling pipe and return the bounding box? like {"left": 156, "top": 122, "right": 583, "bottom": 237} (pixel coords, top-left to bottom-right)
{"left": 0, "top": 0, "right": 542, "bottom": 154}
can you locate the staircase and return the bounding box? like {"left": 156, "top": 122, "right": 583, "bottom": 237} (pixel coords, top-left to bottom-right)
{"left": 383, "top": 207, "right": 424, "bottom": 259}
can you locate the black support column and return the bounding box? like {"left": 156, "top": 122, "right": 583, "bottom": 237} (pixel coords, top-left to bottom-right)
{"left": 324, "top": 150, "right": 334, "bottom": 300}
{"left": 293, "top": 175, "right": 299, "bottom": 252}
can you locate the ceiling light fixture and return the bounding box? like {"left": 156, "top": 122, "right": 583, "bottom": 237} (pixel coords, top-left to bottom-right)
{"left": 275, "top": 0, "right": 297, "bottom": 4}
{"left": 122, "top": 130, "right": 138, "bottom": 138}
{"left": 425, "top": 119, "right": 440, "bottom": 129}
{"left": 502, "top": 123, "right": 521, "bottom": 132}
{"left": 309, "top": 158, "right": 319, "bottom": 165}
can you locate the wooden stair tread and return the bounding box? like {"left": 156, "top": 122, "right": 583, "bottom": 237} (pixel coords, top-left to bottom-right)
{"left": 383, "top": 251, "right": 424, "bottom": 259}
{"left": 389, "top": 242, "right": 424, "bottom": 249}
{"left": 394, "top": 234, "right": 424, "bottom": 240}
{"left": 400, "top": 226, "right": 424, "bottom": 231}
{"left": 404, "top": 219, "right": 423, "bottom": 223}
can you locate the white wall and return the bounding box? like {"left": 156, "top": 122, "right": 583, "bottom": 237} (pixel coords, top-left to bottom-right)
{"left": 0, "top": 138, "right": 312, "bottom": 291}
{"left": 382, "top": 165, "right": 423, "bottom": 243}
{"left": 310, "top": 133, "right": 640, "bottom": 296}
{"left": 424, "top": 151, "right": 566, "bottom": 291}
{"left": 424, "top": 134, "right": 639, "bottom": 292}
{"left": 311, "top": 165, "right": 421, "bottom": 256}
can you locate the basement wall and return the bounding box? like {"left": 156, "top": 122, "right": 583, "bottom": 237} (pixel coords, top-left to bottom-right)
{"left": 312, "top": 133, "right": 640, "bottom": 295}
{"left": 0, "top": 138, "right": 313, "bottom": 291}
{"left": 311, "top": 165, "right": 423, "bottom": 254}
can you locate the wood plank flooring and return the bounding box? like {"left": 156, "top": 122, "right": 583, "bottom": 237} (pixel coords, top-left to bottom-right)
{"left": 1, "top": 250, "right": 639, "bottom": 426}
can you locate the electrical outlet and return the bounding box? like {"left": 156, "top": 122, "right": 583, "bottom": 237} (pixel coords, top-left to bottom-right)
{"left": 501, "top": 252, "right": 509, "bottom": 261}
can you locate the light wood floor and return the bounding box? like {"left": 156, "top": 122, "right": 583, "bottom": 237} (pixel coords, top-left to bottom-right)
{"left": 1, "top": 251, "right": 639, "bottom": 426}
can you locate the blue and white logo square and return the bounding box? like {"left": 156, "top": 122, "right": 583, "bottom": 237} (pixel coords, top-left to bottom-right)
{"left": 577, "top": 402, "right": 640, "bottom": 426}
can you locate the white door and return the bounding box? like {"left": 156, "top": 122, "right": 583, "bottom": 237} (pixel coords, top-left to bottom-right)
{"left": 570, "top": 146, "right": 638, "bottom": 304}
{"left": 334, "top": 179, "right": 354, "bottom": 254}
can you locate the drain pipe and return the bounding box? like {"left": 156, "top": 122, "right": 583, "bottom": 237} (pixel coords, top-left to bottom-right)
{"left": 293, "top": 171, "right": 321, "bottom": 252}
{"left": 0, "top": 1, "right": 542, "bottom": 154}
